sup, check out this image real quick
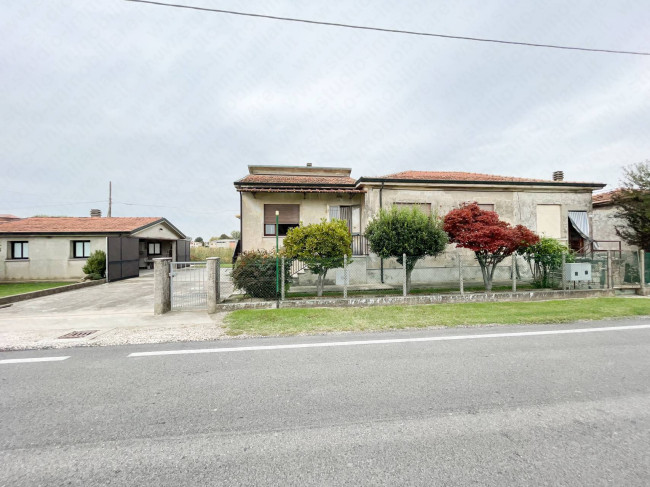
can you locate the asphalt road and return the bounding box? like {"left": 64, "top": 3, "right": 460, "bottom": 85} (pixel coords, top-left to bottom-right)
{"left": 2, "top": 318, "right": 650, "bottom": 486}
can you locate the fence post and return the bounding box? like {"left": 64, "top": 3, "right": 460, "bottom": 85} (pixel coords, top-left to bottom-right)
{"left": 607, "top": 250, "right": 613, "bottom": 289}
{"left": 512, "top": 254, "right": 517, "bottom": 292}
{"left": 561, "top": 253, "right": 566, "bottom": 291}
{"left": 281, "top": 257, "right": 286, "bottom": 300}
{"left": 640, "top": 250, "right": 646, "bottom": 294}
{"left": 206, "top": 257, "right": 220, "bottom": 313}
{"left": 458, "top": 252, "right": 464, "bottom": 295}
{"left": 153, "top": 257, "right": 172, "bottom": 315}
{"left": 403, "top": 253, "right": 407, "bottom": 297}
{"left": 343, "top": 255, "right": 348, "bottom": 299}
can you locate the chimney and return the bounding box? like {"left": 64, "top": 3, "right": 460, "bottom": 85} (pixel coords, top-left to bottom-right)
{"left": 90, "top": 209, "right": 102, "bottom": 217}
{"left": 552, "top": 171, "right": 564, "bottom": 182}
{"left": 306, "top": 163, "right": 312, "bottom": 167}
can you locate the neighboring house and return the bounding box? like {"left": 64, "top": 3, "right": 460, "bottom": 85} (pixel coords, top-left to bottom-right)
{"left": 592, "top": 189, "right": 635, "bottom": 251}
{"left": 0, "top": 214, "right": 188, "bottom": 281}
{"left": 234, "top": 165, "right": 605, "bottom": 254}
{"left": 208, "top": 239, "right": 238, "bottom": 249}
{"left": 190, "top": 241, "right": 206, "bottom": 248}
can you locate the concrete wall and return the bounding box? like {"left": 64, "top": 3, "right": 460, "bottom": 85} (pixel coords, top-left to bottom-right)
{"left": 592, "top": 205, "right": 636, "bottom": 251}
{"left": 0, "top": 236, "right": 107, "bottom": 281}
{"left": 241, "top": 192, "right": 364, "bottom": 251}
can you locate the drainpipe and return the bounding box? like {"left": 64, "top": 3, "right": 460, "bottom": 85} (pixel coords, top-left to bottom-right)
{"left": 379, "top": 182, "right": 384, "bottom": 283}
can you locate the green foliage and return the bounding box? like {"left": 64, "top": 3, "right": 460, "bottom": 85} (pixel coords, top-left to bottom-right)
{"left": 520, "top": 237, "right": 572, "bottom": 288}
{"left": 364, "top": 205, "right": 448, "bottom": 291}
{"left": 231, "top": 230, "right": 241, "bottom": 239}
{"left": 190, "top": 246, "right": 233, "bottom": 262}
{"left": 614, "top": 161, "right": 650, "bottom": 250}
{"left": 283, "top": 219, "right": 353, "bottom": 296}
{"left": 231, "top": 250, "right": 291, "bottom": 299}
{"left": 194, "top": 236, "right": 204, "bottom": 243}
{"left": 219, "top": 233, "right": 230, "bottom": 239}
{"left": 82, "top": 250, "right": 106, "bottom": 278}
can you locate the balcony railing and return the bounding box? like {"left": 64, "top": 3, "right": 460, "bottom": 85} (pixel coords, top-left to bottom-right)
{"left": 352, "top": 234, "right": 369, "bottom": 255}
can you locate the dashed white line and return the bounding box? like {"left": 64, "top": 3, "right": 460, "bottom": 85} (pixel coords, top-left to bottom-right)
{"left": 128, "top": 323, "right": 650, "bottom": 358}
{"left": 0, "top": 356, "right": 70, "bottom": 365}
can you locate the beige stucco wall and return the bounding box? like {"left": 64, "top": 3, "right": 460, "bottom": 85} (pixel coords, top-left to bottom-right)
{"left": 0, "top": 236, "right": 107, "bottom": 281}
{"left": 241, "top": 192, "right": 364, "bottom": 251}
{"left": 364, "top": 186, "right": 594, "bottom": 243}
{"left": 592, "top": 205, "right": 637, "bottom": 251}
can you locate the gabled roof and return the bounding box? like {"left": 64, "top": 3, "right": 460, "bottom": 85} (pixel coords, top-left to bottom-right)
{"left": 0, "top": 217, "right": 175, "bottom": 235}
{"left": 358, "top": 171, "right": 605, "bottom": 188}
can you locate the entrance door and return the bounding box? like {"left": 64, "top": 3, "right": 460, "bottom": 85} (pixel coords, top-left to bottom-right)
{"left": 176, "top": 239, "right": 190, "bottom": 262}
{"left": 107, "top": 237, "right": 140, "bottom": 281}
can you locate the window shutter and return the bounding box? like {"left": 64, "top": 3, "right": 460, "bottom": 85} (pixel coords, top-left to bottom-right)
{"left": 264, "top": 204, "right": 300, "bottom": 224}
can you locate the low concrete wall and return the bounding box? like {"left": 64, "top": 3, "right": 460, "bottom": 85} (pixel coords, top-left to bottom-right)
{"left": 0, "top": 279, "right": 106, "bottom": 306}
{"left": 213, "top": 289, "right": 615, "bottom": 312}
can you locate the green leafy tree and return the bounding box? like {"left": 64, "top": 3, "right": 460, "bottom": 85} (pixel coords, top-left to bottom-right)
{"left": 219, "top": 233, "right": 230, "bottom": 239}
{"left": 520, "top": 237, "right": 573, "bottom": 288}
{"left": 194, "top": 236, "right": 204, "bottom": 243}
{"left": 231, "top": 230, "right": 241, "bottom": 240}
{"left": 283, "top": 219, "right": 352, "bottom": 297}
{"left": 364, "top": 206, "right": 448, "bottom": 293}
{"left": 613, "top": 160, "right": 650, "bottom": 250}
{"left": 82, "top": 250, "right": 106, "bottom": 279}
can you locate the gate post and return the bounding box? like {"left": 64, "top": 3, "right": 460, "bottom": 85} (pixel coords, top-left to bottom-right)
{"left": 154, "top": 257, "right": 172, "bottom": 315}
{"left": 207, "top": 257, "right": 220, "bottom": 313}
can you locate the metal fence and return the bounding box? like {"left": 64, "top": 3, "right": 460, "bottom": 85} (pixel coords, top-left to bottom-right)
{"left": 170, "top": 261, "right": 207, "bottom": 310}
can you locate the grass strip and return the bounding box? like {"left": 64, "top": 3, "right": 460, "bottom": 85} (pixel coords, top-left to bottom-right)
{"left": 224, "top": 297, "right": 650, "bottom": 336}
{"left": 0, "top": 282, "right": 72, "bottom": 298}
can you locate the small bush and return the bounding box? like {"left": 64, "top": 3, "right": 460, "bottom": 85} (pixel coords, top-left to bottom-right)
{"left": 231, "top": 250, "right": 291, "bottom": 299}
{"left": 88, "top": 272, "right": 103, "bottom": 281}
{"left": 82, "top": 250, "right": 106, "bottom": 277}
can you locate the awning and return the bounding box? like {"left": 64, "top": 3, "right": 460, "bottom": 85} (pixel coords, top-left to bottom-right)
{"left": 568, "top": 211, "right": 599, "bottom": 250}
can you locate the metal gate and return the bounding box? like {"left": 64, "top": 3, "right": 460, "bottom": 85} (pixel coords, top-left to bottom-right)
{"left": 170, "top": 261, "right": 207, "bottom": 310}
{"left": 107, "top": 236, "right": 140, "bottom": 282}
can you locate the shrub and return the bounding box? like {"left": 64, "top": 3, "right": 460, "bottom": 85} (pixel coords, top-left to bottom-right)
{"left": 82, "top": 250, "right": 106, "bottom": 277}
{"left": 520, "top": 237, "right": 573, "bottom": 288}
{"left": 231, "top": 250, "right": 291, "bottom": 299}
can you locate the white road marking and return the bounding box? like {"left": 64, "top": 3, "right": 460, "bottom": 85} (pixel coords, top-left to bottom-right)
{"left": 0, "top": 356, "right": 70, "bottom": 365}
{"left": 128, "top": 323, "right": 650, "bottom": 357}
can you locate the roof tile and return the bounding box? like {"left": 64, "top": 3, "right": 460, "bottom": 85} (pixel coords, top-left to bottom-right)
{"left": 236, "top": 174, "right": 356, "bottom": 186}
{"left": 0, "top": 217, "right": 163, "bottom": 234}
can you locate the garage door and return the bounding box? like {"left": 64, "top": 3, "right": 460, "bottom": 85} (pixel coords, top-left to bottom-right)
{"left": 107, "top": 237, "right": 140, "bottom": 282}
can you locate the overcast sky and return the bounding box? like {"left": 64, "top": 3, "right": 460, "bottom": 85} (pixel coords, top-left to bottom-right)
{"left": 2, "top": 1, "right": 648, "bottom": 239}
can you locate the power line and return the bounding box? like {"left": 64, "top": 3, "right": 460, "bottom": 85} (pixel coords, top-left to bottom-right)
{"left": 125, "top": 0, "right": 650, "bottom": 56}
{"left": 0, "top": 200, "right": 107, "bottom": 211}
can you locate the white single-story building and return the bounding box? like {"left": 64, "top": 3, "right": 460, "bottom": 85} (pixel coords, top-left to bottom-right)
{"left": 0, "top": 216, "right": 188, "bottom": 282}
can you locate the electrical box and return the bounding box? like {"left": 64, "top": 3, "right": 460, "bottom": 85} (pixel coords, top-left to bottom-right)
{"left": 565, "top": 263, "right": 592, "bottom": 281}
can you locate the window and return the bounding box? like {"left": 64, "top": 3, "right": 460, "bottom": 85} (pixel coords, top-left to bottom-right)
{"left": 11, "top": 241, "right": 28, "bottom": 259}
{"left": 395, "top": 202, "right": 432, "bottom": 216}
{"left": 264, "top": 204, "right": 299, "bottom": 236}
{"left": 72, "top": 240, "right": 90, "bottom": 258}
{"left": 536, "top": 204, "right": 562, "bottom": 238}
{"left": 148, "top": 242, "right": 161, "bottom": 255}
{"left": 477, "top": 204, "right": 495, "bottom": 212}
{"left": 329, "top": 205, "right": 361, "bottom": 234}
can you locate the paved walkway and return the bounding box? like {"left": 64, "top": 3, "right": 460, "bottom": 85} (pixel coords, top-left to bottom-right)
{"left": 0, "top": 272, "right": 225, "bottom": 350}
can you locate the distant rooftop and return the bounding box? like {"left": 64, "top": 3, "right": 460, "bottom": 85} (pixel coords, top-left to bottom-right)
{"left": 0, "top": 217, "right": 166, "bottom": 234}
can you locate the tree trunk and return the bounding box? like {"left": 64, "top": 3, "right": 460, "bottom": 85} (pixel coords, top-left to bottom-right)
{"left": 316, "top": 269, "right": 328, "bottom": 297}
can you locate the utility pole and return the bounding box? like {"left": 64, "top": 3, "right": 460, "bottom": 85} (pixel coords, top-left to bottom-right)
{"left": 108, "top": 181, "right": 112, "bottom": 217}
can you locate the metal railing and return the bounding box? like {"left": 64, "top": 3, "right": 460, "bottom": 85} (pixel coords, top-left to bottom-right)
{"left": 170, "top": 261, "right": 207, "bottom": 310}
{"left": 351, "top": 234, "right": 369, "bottom": 255}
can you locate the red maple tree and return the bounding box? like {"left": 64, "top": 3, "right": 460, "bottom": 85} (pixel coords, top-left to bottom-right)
{"left": 444, "top": 203, "right": 539, "bottom": 291}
